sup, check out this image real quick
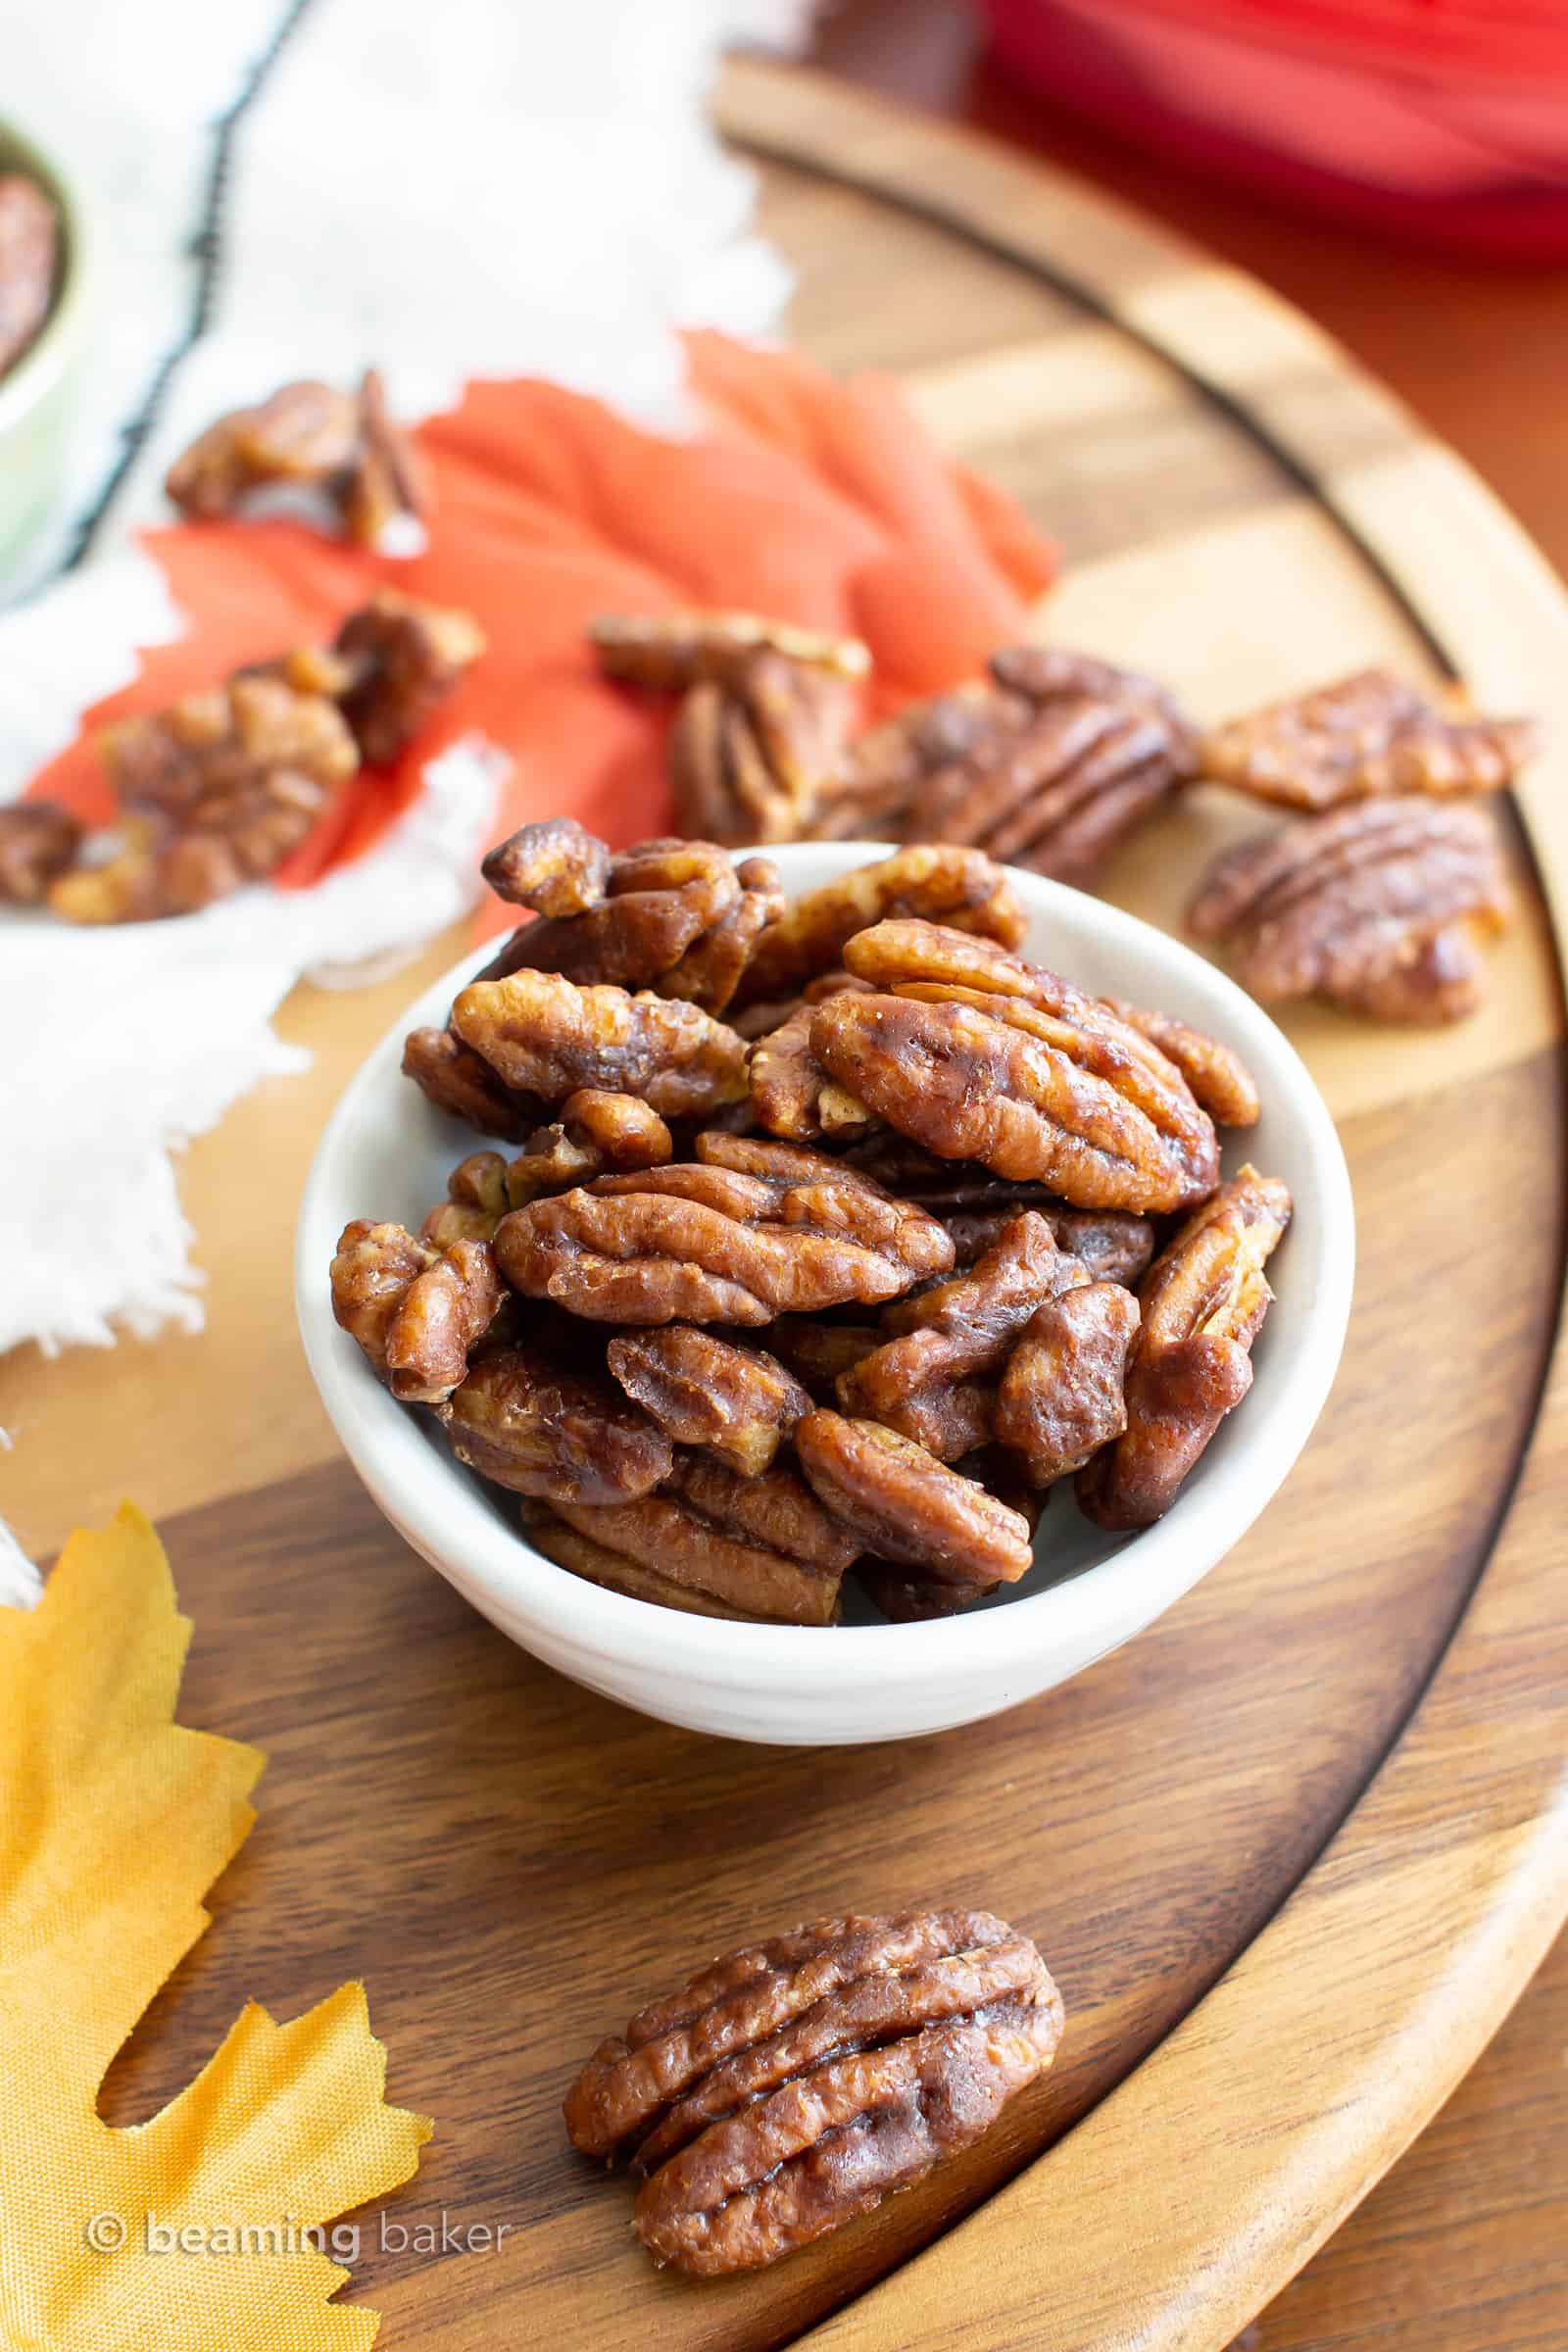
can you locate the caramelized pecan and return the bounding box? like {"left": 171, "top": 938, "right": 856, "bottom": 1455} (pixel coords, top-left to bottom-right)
{"left": 733, "top": 844, "right": 1026, "bottom": 1009}
{"left": 499, "top": 1090, "right": 673, "bottom": 1206}
{"left": 809, "top": 681, "right": 1031, "bottom": 842}
{"left": 994, "top": 1282, "right": 1141, "bottom": 1487}
{"left": 659, "top": 856, "right": 785, "bottom": 1015}
{"left": 591, "top": 609, "right": 871, "bottom": 691}
{"left": 607, "top": 1328, "right": 810, "bottom": 1475}
{"left": 531, "top": 1489, "right": 844, "bottom": 1626}
{"left": 0, "top": 802, "right": 82, "bottom": 904}
{"left": 450, "top": 970, "right": 748, "bottom": 1119}
{"left": 565, "top": 1909, "right": 1063, "bottom": 2275}
{"left": 167, "top": 369, "right": 428, "bottom": 549}
{"left": 481, "top": 816, "right": 612, "bottom": 916}
{"left": 762, "top": 1316, "right": 884, "bottom": 1402}
{"left": 666, "top": 1452, "right": 860, "bottom": 1573}
{"left": 1188, "top": 796, "right": 1512, "bottom": 1022}
{"left": 945, "top": 1203, "right": 1154, "bottom": 1287}
{"left": 795, "top": 1412, "right": 1034, "bottom": 1591}
{"left": 438, "top": 1343, "right": 672, "bottom": 1503}
{"left": 668, "top": 655, "right": 858, "bottom": 847}
{"left": 899, "top": 646, "right": 1197, "bottom": 883}
{"left": 749, "top": 981, "right": 875, "bottom": 1144}
{"left": 328, "top": 588, "right": 483, "bottom": 765}
{"left": 329, "top": 1219, "right": 504, "bottom": 1403}
{"left": 1199, "top": 667, "right": 1538, "bottom": 811}
{"left": 837, "top": 1211, "right": 1078, "bottom": 1459}
{"left": 401, "top": 1026, "right": 543, "bottom": 1141}
{"left": 1078, "top": 1165, "right": 1291, "bottom": 1529}
{"left": 419, "top": 1149, "right": 512, "bottom": 1248}
{"left": 1099, "top": 998, "right": 1260, "bottom": 1129}
{"left": 495, "top": 1150, "right": 952, "bottom": 1328}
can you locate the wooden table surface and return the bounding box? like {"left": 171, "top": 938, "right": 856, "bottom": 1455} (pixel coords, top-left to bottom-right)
{"left": 805, "top": 7, "right": 1568, "bottom": 2347}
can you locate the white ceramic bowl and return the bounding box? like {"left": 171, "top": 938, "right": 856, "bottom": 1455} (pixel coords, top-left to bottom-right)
{"left": 297, "top": 844, "right": 1353, "bottom": 1745}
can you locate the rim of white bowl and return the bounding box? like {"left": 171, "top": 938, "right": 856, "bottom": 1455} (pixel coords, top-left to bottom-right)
{"left": 296, "top": 847, "right": 1354, "bottom": 1697}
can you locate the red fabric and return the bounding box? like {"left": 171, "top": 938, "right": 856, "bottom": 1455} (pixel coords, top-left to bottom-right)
{"left": 27, "top": 334, "right": 1055, "bottom": 928}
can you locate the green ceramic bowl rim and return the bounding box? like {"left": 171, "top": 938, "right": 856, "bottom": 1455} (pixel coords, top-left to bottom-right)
{"left": 0, "top": 114, "right": 91, "bottom": 437}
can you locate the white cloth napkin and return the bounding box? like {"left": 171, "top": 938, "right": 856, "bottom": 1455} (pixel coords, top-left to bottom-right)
{"left": 0, "top": 0, "right": 807, "bottom": 1407}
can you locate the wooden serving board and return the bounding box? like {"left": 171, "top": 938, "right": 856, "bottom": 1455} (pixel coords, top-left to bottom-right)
{"left": 8, "top": 60, "right": 1568, "bottom": 2352}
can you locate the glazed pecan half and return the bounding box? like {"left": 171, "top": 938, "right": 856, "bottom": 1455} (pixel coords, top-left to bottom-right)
{"left": 495, "top": 1143, "right": 953, "bottom": 1328}
{"left": 327, "top": 587, "right": 483, "bottom": 765}
{"left": 1199, "top": 667, "right": 1538, "bottom": 812}
{"left": 0, "top": 803, "right": 82, "bottom": 905}
{"left": 401, "top": 1026, "right": 544, "bottom": 1142}
{"left": 0, "top": 173, "right": 58, "bottom": 375}
{"left": 732, "top": 844, "right": 1026, "bottom": 1009}
{"left": 899, "top": 645, "right": 1197, "bottom": 885}
{"left": 810, "top": 681, "right": 1031, "bottom": 843}
{"left": 167, "top": 368, "right": 428, "bottom": 549}
{"left": 451, "top": 970, "right": 749, "bottom": 1120}
{"left": 795, "top": 1411, "right": 1035, "bottom": 1592}
{"left": 1078, "top": 1165, "right": 1291, "bottom": 1529}
{"left": 994, "top": 1281, "right": 1142, "bottom": 1488}
{"left": 330, "top": 1219, "right": 504, "bottom": 1403}
{"left": 49, "top": 672, "right": 359, "bottom": 923}
{"left": 481, "top": 815, "right": 612, "bottom": 916}
{"left": 836, "top": 1211, "right": 1079, "bottom": 1460}
{"left": 944, "top": 1203, "right": 1155, "bottom": 1288}
{"left": 1188, "top": 795, "right": 1513, "bottom": 1022}
{"left": 565, "top": 1909, "right": 1063, "bottom": 2276}
{"left": 527, "top": 1474, "right": 848, "bottom": 1625}
{"left": 668, "top": 654, "right": 859, "bottom": 847}
{"left": 607, "top": 1328, "right": 810, "bottom": 1475}
{"left": 419, "top": 1149, "right": 512, "bottom": 1248}
{"left": 437, "top": 1343, "right": 672, "bottom": 1503}
{"left": 480, "top": 837, "right": 782, "bottom": 1017}
{"left": 749, "top": 978, "right": 876, "bottom": 1144}
{"left": 591, "top": 609, "right": 871, "bottom": 692}
{"left": 496, "top": 1090, "right": 674, "bottom": 1207}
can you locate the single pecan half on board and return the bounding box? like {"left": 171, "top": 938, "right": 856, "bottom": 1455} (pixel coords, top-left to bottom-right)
{"left": 836, "top": 1210, "right": 1079, "bottom": 1460}
{"left": 668, "top": 653, "right": 859, "bottom": 848}
{"left": 607, "top": 1327, "right": 810, "bottom": 1476}
{"left": 564, "top": 1908, "right": 1063, "bottom": 2275}
{"left": 329, "top": 1220, "right": 505, "bottom": 1404}
{"left": 732, "top": 844, "right": 1026, "bottom": 1010}
{"left": 899, "top": 645, "right": 1198, "bottom": 885}
{"left": 450, "top": 970, "right": 749, "bottom": 1121}
{"left": 437, "top": 1342, "right": 672, "bottom": 1504}
{"left": 1078, "top": 1164, "right": 1292, "bottom": 1529}
{"left": 795, "top": 1411, "right": 1035, "bottom": 1593}
{"left": 0, "top": 803, "right": 82, "bottom": 904}
{"left": 590, "top": 609, "right": 871, "bottom": 692}
{"left": 1187, "top": 795, "right": 1513, "bottom": 1023}
{"left": 0, "top": 173, "right": 57, "bottom": 375}
{"left": 495, "top": 1144, "right": 953, "bottom": 1328}
{"left": 1198, "top": 667, "right": 1539, "bottom": 811}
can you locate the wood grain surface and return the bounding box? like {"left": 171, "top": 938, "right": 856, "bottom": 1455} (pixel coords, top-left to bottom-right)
{"left": 7, "top": 55, "right": 1568, "bottom": 2352}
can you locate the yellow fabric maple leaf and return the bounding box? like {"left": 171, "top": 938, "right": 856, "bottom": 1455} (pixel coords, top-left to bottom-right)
{"left": 0, "top": 1504, "right": 433, "bottom": 2351}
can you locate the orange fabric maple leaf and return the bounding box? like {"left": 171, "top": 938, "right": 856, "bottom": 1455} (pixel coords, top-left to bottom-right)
{"left": 0, "top": 1505, "right": 432, "bottom": 2350}
{"left": 27, "top": 334, "right": 1054, "bottom": 933}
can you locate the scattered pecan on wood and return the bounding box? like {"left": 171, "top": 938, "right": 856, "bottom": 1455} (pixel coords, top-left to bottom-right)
{"left": 897, "top": 645, "right": 1198, "bottom": 885}
{"left": 1078, "top": 1164, "right": 1291, "bottom": 1529}
{"left": 564, "top": 1908, "right": 1063, "bottom": 2275}
{"left": 1198, "top": 667, "right": 1538, "bottom": 811}
{"left": 1188, "top": 795, "right": 1513, "bottom": 1023}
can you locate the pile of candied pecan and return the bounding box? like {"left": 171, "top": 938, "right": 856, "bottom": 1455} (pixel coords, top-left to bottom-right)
{"left": 0, "top": 172, "right": 57, "bottom": 380}
{"left": 0, "top": 588, "right": 483, "bottom": 922}
{"left": 592, "top": 609, "right": 1538, "bottom": 1026}
{"left": 332, "top": 818, "right": 1292, "bottom": 1625}
{"left": 565, "top": 1906, "right": 1063, "bottom": 2276}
